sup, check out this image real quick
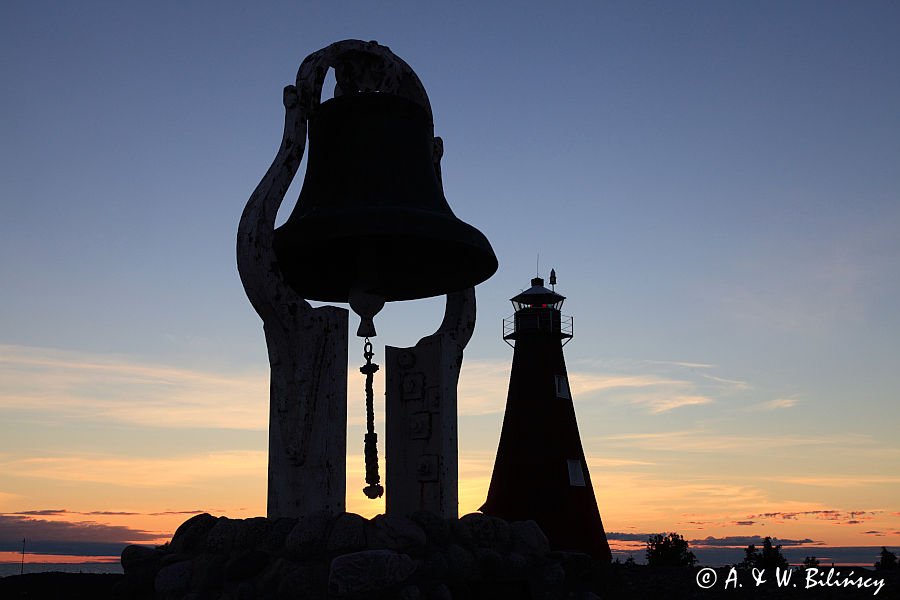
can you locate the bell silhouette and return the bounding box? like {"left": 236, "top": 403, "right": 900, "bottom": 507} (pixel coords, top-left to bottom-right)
{"left": 273, "top": 92, "right": 497, "bottom": 303}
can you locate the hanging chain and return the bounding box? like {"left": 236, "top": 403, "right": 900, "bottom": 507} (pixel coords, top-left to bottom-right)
{"left": 361, "top": 338, "right": 384, "bottom": 499}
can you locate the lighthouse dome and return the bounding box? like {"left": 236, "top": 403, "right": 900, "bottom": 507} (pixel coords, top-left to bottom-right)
{"left": 510, "top": 277, "right": 566, "bottom": 311}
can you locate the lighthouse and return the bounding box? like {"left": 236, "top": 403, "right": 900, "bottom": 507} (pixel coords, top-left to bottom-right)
{"left": 481, "top": 271, "right": 612, "bottom": 560}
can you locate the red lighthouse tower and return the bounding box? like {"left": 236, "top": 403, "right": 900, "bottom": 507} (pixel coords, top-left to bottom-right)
{"left": 481, "top": 271, "right": 612, "bottom": 560}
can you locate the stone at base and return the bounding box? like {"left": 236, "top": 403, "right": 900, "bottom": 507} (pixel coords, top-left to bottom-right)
{"left": 120, "top": 511, "right": 612, "bottom": 600}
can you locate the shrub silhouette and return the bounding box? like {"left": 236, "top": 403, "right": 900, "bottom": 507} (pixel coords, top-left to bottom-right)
{"left": 740, "top": 537, "right": 788, "bottom": 569}
{"left": 875, "top": 547, "right": 898, "bottom": 571}
{"left": 645, "top": 532, "right": 697, "bottom": 567}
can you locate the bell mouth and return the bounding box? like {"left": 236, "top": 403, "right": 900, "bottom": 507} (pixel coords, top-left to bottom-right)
{"left": 273, "top": 206, "right": 497, "bottom": 303}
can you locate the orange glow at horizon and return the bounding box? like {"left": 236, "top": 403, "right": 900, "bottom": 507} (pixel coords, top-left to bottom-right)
{"left": 0, "top": 551, "right": 120, "bottom": 564}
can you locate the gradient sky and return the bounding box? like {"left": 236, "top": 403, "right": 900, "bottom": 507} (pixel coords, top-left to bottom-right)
{"left": 2, "top": 1, "right": 899, "bottom": 565}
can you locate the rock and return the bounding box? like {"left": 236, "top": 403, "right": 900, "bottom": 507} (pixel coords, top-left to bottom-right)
{"left": 510, "top": 520, "right": 550, "bottom": 556}
{"left": 399, "top": 583, "right": 423, "bottom": 600}
{"left": 234, "top": 516, "right": 270, "bottom": 550}
{"left": 502, "top": 551, "right": 530, "bottom": 579}
{"left": 225, "top": 549, "right": 270, "bottom": 581}
{"left": 454, "top": 513, "right": 511, "bottom": 551}
{"left": 170, "top": 513, "right": 218, "bottom": 554}
{"left": 234, "top": 579, "right": 257, "bottom": 600}
{"left": 205, "top": 517, "right": 239, "bottom": 554}
{"left": 283, "top": 510, "right": 332, "bottom": 560}
{"left": 160, "top": 552, "right": 192, "bottom": 567}
{"left": 188, "top": 553, "right": 226, "bottom": 593}
{"left": 528, "top": 561, "right": 566, "bottom": 600}
{"left": 428, "top": 583, "right": 453, "bottom": 600}
{"left": 326, "top": 512, "right": 368, "bottom": 554}
{"left": 277, "top": 562, "right": 328, "bottom": 600}
{"left": 417, "top": 550, "right": 449, "bottom": 581}
{"left": 121, "top": 544, "right": 161, "bottom": 573}
{"left": 155, "top": 559, "right": 193, "bottom": 596}
{"left": 444, "top": 543, "right": 475, "bottom": 582}
{"left": 369, "top": 514, "right": 427, "bottom": 553}
{"left": 410, "top": 511, "right": 452, "bottom": 547}
{"left": 120, "top": 544, "right": 163, "bottom": 597}
{"left": 553, "top": 550, "right": 592, "bottom": 582}
{"left": 328, "top": 549, "right": 416, "bottom": 596}
{"left": 257, "top": 558, "right": 294, "bottom": 597}
{"left": 473, "top": 547, "right": 503, "bottom": 578}
{"left": 264, "top": 516, "right": 297, "bottom": 552}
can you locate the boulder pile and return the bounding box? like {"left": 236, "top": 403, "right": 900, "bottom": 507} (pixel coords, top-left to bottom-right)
{"left": 114, "top": 511, "right": 606, "bottom": 599}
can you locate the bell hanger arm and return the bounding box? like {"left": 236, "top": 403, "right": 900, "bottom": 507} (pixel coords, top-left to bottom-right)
{"left": 435, "top": 287, "right": 476, "bottom": 350}
{"left": 295, "top": 39, "right": 433, "bottom": 118}
{"left": 237, "top": 84, "right": 310, "bottom": 320}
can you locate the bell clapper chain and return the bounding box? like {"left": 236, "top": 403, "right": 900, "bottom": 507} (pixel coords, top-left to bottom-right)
{"left": 349, "top": 289, "right": 386, "bottom": 499}
{"left": 360, "top": 337, "right": 384, "bottom": 499}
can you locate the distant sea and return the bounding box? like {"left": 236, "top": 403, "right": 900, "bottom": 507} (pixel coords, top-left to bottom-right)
{"left": 0, "top": 562, "right": 123, "bottom": 577}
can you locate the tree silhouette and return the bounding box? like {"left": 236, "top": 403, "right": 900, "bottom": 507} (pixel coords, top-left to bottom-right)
{"left": 802, "top": 556, "right": 820, "bottom": 568}
{"left": 645, "top": 533, "right": 697, "bottom": 567}
{"left": 740, "top": 537, "right": 788, "bottom": 569}
{"left": 874, "top": 547, "right": 898, "bottom": 571}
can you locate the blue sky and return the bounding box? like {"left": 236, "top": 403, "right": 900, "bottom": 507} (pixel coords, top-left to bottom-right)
{"left": 1, "top": 1, "right": 899, "bottom": 562}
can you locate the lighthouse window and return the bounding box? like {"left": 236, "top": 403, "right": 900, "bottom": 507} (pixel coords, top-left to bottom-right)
{"left": 555, "top": 375, "right": 571, "bottom": 399}
{"left": 567, "top": 459, "right": 586, "bottom": 487}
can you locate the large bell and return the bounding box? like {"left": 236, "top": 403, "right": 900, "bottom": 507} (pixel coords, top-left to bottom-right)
{"left": 273, "top": 92, "right": 497, "bottom": 303}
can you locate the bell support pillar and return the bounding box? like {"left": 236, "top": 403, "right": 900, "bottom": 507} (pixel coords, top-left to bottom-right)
{"left": 237, "top": 81, "right": 349, "bottom": 519}
{"left": 384, "top": 288, "right": 475, "bottom": 518}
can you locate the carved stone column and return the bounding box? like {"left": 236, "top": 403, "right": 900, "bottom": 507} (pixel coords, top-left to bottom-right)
{"left": 384, "top": 289, "right": 475, "bottom": 518}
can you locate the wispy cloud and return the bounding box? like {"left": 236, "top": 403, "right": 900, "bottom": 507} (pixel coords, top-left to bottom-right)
{"left": 639, "top": 360, "right": 715, "bottom": 370}
{"left": 0, "top": 514, "right": 159, "bottom": 543}
{"left": 690, "top": 535, "right": 818, "bottom": 547}
{"left": 585, "top": 456, "right": 656, "bottom": 467}
{"left": 646, "top": 395, "right": 714, "bottom": 414}
{"left": 772, "top": 476, "right": 900, "bottom": 487}
{"left": 599, "top": 430, "right": 876, "bottom": 453}
{"left": 746, "top": 510, "right": 879, "bottom": 522}
{"left": 0, "top": 346, "right": 744, "bottom": 426}
{"left": 457, "top": 360, "right": 510, "bottom": 416}
{"left": 607, "top": 531, "right": 656, "bottom": 542}
{"left": 699, "top": 374, "right": 750, "bottom": 391}
{"left": 566, "top": 358, "right": 759, "bottom": 414}
{"left": 752, "top": 398, "right": 800, "bottom": 411}
{"left": 569, "top": 373, "right": 689, "bottom": 396}
{"left": 0, "top": 451, "right": 266, "bottom": 488}
{"left": 457, "top": 359, "right": 721, "bottom": 415}
{"left": 0, "top": 514, "right": 161, "bottom": 556}
{"left": 9, "top": 509, "right": 209, "bottom": 517}
{"left": 0, "top": 344, "right": 268, "bottom": 430}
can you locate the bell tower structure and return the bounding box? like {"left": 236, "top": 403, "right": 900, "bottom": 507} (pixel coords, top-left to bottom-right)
{"left": 481, "top": 271, "right": 611, "bottom": 560}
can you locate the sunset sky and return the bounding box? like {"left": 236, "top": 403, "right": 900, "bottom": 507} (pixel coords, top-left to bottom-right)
{"left": 2, "top": 1, "right": 899, "bottom": 567}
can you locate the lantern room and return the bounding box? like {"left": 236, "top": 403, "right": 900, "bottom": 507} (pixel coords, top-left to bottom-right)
{"left": 503, "top": 271, "right": 574, "bottom": 344}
